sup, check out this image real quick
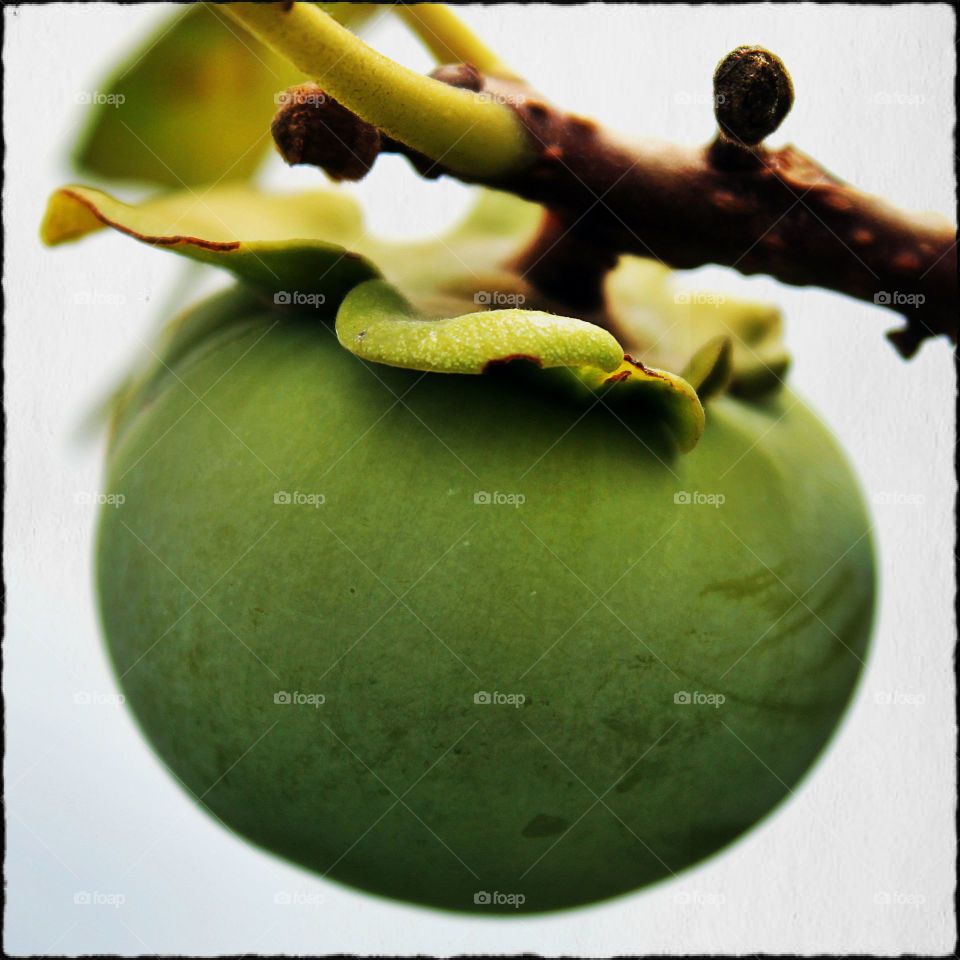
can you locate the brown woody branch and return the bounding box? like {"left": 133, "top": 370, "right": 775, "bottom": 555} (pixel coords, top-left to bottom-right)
{"left": 273, "top": 53, "right": 957, "bottom": 357}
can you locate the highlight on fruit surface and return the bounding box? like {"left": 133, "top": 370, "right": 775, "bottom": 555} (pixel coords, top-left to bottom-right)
{"left": 43, "top": 1, "right": 954, "bottom": 915}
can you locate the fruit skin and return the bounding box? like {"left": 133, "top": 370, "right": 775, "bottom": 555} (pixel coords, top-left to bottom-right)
{"left": 97, "top": 287, "right": 875, "bottom": 914}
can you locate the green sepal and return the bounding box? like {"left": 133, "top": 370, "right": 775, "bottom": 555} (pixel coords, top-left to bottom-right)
{"left": 41, "top": 184, "right": 379, "bottom": 305}
{"left": 335, "top": 278, "right": 625, "bottom": 375}
{"left": 335, "top": 280, "right": 705, "bottom": 452}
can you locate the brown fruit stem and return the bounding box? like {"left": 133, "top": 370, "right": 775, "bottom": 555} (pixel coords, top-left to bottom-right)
{"left": 271, "top": 62, "right": 957, "bottom": 358}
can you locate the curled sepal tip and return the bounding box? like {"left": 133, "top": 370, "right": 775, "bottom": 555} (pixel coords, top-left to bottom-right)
{"left": 335, "top": 279, "right": 625, "bottom": 375}
{"left": 573, "top": 358, "right": 705, "bottom": 454}
{"left": 681, "top": 336, "right": 733, "bottom": 402}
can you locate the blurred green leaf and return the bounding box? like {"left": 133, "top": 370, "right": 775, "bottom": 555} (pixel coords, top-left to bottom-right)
{"left": 71, "top": 3, "right": 381, "bottom": 188}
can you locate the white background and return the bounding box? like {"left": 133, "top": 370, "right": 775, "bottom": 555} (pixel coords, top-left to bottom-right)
{"left": 3, "top": 3, "right": 956, "bottom": 955}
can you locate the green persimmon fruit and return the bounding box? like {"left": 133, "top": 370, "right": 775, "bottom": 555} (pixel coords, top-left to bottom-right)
{"left": 97, "top": 285, "right": 874, "bottom": 914}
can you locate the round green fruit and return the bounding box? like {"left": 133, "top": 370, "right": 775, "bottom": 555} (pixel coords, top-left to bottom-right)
{"left": 97, "top": 286, "right": 874, "bottom": 914}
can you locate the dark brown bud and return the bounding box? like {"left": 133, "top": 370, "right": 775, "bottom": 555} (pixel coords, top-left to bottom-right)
{"left": 713, "top": 46, "right": 794, "bottom": 146}
{"left": 271, "top": 84, "right": 382, "bottom": 181}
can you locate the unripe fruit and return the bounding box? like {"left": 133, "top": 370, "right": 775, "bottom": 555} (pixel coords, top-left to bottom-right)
{"left": 97, "top": 287, "right": 874, "bottom": 914}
